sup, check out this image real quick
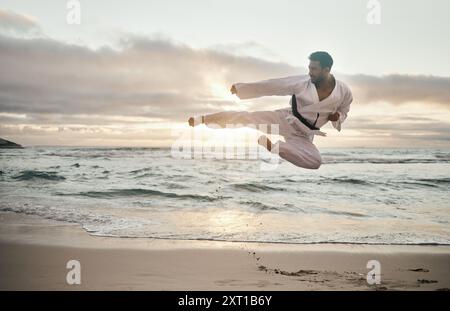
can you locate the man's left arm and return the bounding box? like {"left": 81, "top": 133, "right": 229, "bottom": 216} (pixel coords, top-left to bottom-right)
{"left": 330, "top": 88, "right": 353, "bottom": 132}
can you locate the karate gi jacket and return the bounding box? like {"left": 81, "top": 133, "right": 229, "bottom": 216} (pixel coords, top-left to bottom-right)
{"left": 234, "top": 74, "right": 353, "bottom": 137}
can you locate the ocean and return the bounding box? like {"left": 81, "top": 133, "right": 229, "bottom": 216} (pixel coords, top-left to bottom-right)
{"left": 0, "top": 146, "right": 449, "bottom": 245}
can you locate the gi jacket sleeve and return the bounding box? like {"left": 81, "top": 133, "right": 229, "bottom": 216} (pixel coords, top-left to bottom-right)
{"left": 233, "top": 75, "right": 307, "bottom": 99}
{"left": 331, "top": 86, "right": 353, "bottom": 132}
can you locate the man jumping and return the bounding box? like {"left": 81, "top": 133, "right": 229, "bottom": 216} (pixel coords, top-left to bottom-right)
{"left": 188, "top": 51, "right": 353, "bottom": 169}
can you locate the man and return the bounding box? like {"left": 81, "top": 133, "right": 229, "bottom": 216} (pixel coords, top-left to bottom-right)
{"left": 188, "top": 51, "right": 353, "bottom": 169}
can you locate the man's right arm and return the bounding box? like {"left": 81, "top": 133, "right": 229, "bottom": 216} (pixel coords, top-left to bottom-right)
{"left": 230, "top": 75, "right": 306, "bottom": 100}
{"left": 331, "top": 87, "right": 353, "bottom": 132}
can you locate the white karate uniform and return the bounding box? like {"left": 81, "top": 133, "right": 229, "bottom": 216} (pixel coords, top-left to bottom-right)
{"left": 202, "top": 74, "right": 353, "bottom": 169}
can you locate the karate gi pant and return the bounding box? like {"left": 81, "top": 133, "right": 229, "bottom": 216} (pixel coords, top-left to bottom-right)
{"left": 203, "top": 109, "right": 322, "bottom": 169}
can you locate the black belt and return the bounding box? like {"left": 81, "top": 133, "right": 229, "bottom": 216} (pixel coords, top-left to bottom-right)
{"left": 291, "top": 94, "right": 320, "bottom": 130}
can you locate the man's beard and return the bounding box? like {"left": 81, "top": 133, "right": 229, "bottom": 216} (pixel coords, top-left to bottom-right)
{"left": 311, "top": 75, "right": 324, "bottom": 84}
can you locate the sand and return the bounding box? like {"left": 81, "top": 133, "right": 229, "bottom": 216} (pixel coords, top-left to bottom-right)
{"left": 0, "top": 211, "right": 449, "bottom": 291}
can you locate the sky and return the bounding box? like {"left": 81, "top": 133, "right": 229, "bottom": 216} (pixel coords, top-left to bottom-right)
{"left": 0, "top": 0, "right": 449, "bottom": 148}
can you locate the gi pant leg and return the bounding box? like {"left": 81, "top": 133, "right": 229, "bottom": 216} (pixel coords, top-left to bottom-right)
{"left": 203, "top": 110, "right": 322, "bottom": 169}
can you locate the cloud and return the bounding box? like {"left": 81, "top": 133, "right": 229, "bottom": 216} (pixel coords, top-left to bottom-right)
{"left": 0, "top": 11, "right": 449, "bottom": 147}
{"left": 1, "top": 32, "right": 449, "bottom": 122}
{"left": 0, "top": 9, "right": 40, "bottom": 35}
{"left": 346, "top": 117, "right": 450, "bottom": 134}
{"left": 343, "top": 74, "right": 450, "bottom": 107}
{"left": 0, "top": 32, "right": 299, "bottom": 124}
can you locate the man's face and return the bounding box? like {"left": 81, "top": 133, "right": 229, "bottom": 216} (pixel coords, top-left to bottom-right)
{"left": 308, "top": 60, "right": 329, "bottom": 83}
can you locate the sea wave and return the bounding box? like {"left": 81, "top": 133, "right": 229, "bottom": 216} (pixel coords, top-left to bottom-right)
{"left": 12, "top": 170, "right": 66, "bottom": 181}
{"left": 322, "top": 157, "right": 449, "bottom": 164}
{"left": 232, "top": 182, "right": 286, "bottom": 192}
{"left": 239, "top": 200, "right": 280, "bottom": 211}
{"left": 416, "top": 177, "right": 450, "bottom": 184}
{"left": 322, "top": 177, "right": 374, "bottom": 186}
{"left": 84, "top": 231, "right": 450, "bottom": 246}
{"left": 55, "top": 188, "right": 222, "bottom": 201}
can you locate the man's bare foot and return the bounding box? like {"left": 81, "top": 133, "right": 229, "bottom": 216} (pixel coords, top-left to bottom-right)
{"left": 188, "top": 117, "right": 195, "bottom": 127}
{"left": 188, "top": 116, "right": 205, "bottom": 127}
{"left": 258, "top": 135, "right": 272, "bottom": 151}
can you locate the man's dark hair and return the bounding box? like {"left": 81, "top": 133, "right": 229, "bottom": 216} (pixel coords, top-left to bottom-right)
{"left": 309, "top": 51, "right": 333, "bottom": 70}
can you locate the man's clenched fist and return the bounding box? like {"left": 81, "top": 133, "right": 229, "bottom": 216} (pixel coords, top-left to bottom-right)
{"left": 230, "top": 84, "right": 237, "bottom": 94}
{"left": 328, "top": 112, "right": 340, "bottom": 122}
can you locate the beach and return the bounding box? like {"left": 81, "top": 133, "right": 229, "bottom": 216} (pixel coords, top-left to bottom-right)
{"left": 1, "top": 211, "right": 449, "bottom": 291}
{"left": 1, "top": 0, "right": 450, "bottom": 296}
{"left": 1, "top": 147, "right": 449, "bottom": 291}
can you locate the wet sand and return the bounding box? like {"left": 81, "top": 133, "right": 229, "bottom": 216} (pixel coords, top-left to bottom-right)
{"left": 0, "top": 212, "right": 449, "bottom": 290}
